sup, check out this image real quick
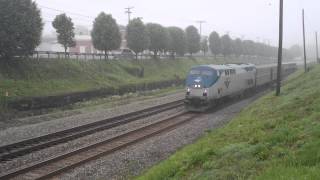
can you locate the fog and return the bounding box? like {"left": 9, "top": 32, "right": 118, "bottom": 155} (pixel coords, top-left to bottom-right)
{"left": 35, "top": 0, "right": 320, "bottom": 48}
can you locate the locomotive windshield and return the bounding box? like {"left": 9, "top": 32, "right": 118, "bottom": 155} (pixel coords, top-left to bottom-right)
{"left": 186, "top": 67, "right": 219, "bottom": 88}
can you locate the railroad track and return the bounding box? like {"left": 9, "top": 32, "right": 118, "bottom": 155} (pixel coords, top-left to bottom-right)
{"left": 0, "top": 111, "right": 197, "bottom": 180}
{"left": 0, "top": 99, "right": 184, "bottom": 162}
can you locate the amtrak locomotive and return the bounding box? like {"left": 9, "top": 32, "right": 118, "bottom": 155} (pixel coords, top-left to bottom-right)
{"left": 185, "top": 63, "right": 297, "bottom": 111}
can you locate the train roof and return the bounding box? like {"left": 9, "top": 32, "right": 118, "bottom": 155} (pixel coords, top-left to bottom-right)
{"left": 191, "top": 63, "right": 256, "bottom": 70}
{"left": 257, "top": 62, "right": 297, "bottom": 68}
{"left": 190, "top": 63, "right": 297, "bottom": 72}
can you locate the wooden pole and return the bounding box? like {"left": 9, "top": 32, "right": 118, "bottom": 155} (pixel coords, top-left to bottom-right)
{"left": 302, "top": 9, "right": 307, "bottom": 72}
{"left": 276, "top": 0, "right": 283, "bottom": 96}
{"left": 316, "top": 31, "right": 319, "bottom": 63}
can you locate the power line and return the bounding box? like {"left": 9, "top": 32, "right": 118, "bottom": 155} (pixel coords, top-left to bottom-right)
{"left": 39, "top": 5, "right": 95, "bottom": 20}
{"left": 42, "top": 13, "right": 93, "bottom": 24}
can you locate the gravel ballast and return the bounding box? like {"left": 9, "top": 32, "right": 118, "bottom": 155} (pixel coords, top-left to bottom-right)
{"left": 0, "top": 91, "right": 266, "bottom": 179}
{"left": 56, "top": 92, "right": 267, "bottom": 180}
{"left": 0, "top": 92, "right": 184, "bottom": 146}
{"left": 0, "top": 106, "right": 185, "bottom": 173}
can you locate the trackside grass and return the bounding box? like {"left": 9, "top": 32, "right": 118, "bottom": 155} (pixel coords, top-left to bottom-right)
{"left": 0, "top": 58, "right": 215, "bottom": 101}
{"left": 136, "top": 65, "right": 320, "bottom": 180}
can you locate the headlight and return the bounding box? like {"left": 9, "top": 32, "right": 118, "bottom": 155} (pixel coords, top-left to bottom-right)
{"left": 203, "top": 89, "right": 208, "bottom": 96}
{"left": 186, "top": 87, "right": 190, "bottom": 95}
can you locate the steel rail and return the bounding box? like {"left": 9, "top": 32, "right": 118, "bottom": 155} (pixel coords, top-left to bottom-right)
{"left": 0, "top": 99, "right": 184, "bottom": 162}
{"left": 0, "top": 111, "right": 197, "bottom": 180}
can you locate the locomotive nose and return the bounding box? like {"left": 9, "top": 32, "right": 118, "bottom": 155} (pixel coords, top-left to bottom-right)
{"left": 193, "top": 77, "right": 203, "bottom": 88}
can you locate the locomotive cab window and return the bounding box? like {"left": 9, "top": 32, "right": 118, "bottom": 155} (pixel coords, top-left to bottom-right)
{"left": 190, "top": 69, "right": 201, "bottom": 75}
{"left": 202, "top": 70, "right": 213, "bottom": 76}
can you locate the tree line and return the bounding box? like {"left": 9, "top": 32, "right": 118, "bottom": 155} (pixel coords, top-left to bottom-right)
{"left": 0, "top": 0, "right": 302, "bottom": 60}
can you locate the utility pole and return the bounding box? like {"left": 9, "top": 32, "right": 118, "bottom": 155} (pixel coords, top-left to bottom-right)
{"left": 196, "top": 20, "right": 206, "bottom": 37}
{"left": 276, "top": 0, "right": 283, "bottom": 96}
{"left": 316, "top": 31, "right": 319, "bottom": 63}
{"left": 302, "top": 9, "right": 307, "bottom": 72}
{"left": 125, "top": 6, "right": 134, "bottom": 24}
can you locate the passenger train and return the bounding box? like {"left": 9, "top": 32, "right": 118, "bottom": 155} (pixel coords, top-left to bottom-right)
{"left": 185, "top": 63, "right": 297, "bottom": 111}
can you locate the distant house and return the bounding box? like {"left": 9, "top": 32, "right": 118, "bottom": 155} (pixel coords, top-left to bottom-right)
{"left": 69, "top": 25, "right": 127, "bottom": 54}
{"left": 37, "top": 25, "right": 127, "bottom": 54}
{"left": 119, "top": 25, "right": 127, "bottom": 49}
{"left": 69, "top": 35, "right": 98, "bottom": 54}
{"left": 69, "top": 25, "right": 97, "bottom": 54}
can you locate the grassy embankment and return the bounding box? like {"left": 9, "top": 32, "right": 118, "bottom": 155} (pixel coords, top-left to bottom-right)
{"left": 137, "top": 66, "right": 320, "bottom": 179}
{"left": 0, "top": 58, "right": 217, "bottom": 101}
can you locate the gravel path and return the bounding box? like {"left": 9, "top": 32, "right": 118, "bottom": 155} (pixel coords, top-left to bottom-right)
{"left": 55, "top": 91, "right": 268, "bottom": 180}
{"left": 0, "top": 92, "right": 184, "bottom": 146}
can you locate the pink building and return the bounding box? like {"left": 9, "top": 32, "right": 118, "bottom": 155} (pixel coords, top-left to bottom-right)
{"left": 70, "top": 26, "right": 127, "bottom": 54}
{"left": 69, "top": 35, "right": 98, "bottom": 54}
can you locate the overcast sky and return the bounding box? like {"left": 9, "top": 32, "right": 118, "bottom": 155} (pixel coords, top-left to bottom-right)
{"left": 34, "top": 0, "right": 320, "bottom": 48}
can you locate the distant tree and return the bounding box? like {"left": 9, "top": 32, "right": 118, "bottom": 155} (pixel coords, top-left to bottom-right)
{"left": 0, "top": 0, "right": 43, "bottom": 60}
{"left": 163, "top": 28, "right": 171, "bottom": 55}
{"left": 242, "top": 40, "right": 255, "bottom": 57}
{"left": 126, "top": 18, "right": 149, "bottom": 60}
{"left": 256, "top": 43, "right": 266, "bottom": 57}
{"left": 146, "top": 23, "right": 169, "bottom": 59}
{"left": 252, "top": 42, "right": 259, "bottom": 56}
{"left": 288, "top": 44, "right": 302, "bottom": 58}
{"left": 221, "top": 34, "right": 232, "bottom": 57}
{"left": 91, "top": 12, "right": 121, "bottom": 60}
{"left": 264, "top": 45, "right": 275, "bottom": 58}
{"left": 52, "top": 13, "right": 76, "bottom": 58}
{"left": 200, "top": 37, "right": 209, "bottom": 56}
{"left": 209, "top": 31, "right": 221, "bottom": 58}
{"left": 185, "top": 26, "right": 200, "bottom": 56}
{"left": 233, "top": 38, "right": 243, "bottom": 57}
{"left": 167, "top": 27, "right": 186, "bottom": 58}
{"left": 261, "top": 44, "right": 270, "bottom": 57}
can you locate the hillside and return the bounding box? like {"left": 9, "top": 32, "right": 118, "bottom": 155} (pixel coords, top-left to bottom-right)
{"left": 0, "top": 58, "right": 212, "bottom": 100}
{"left": 136, "top": 65, "right": 320, "bottom": 179}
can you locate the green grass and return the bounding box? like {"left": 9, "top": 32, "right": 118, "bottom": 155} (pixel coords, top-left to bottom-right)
{"left": 69, "top": 85, "right": 184, "bottom": 112}
{"left": 0, "top": 58, "right": 218, "bottom": 101}
{"left": 0, "top": 86, "right": 184, "bottom": 129}
{"left": 136, "top": 65, "right": 320, "bottom": 180}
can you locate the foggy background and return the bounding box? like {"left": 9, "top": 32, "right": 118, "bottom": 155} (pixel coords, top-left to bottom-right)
{"left": 34, "top": 0, "right": 319, "bottom": 49}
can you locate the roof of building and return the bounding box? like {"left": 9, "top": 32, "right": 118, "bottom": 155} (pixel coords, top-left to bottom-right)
{"left": 75, "top": 35, "right": 91, "bottom": 41}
